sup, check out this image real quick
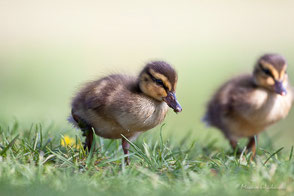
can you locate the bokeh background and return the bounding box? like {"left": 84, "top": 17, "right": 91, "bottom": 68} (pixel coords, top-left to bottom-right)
{"left": 1, "top": 0, "right": 294, "bottom": 148}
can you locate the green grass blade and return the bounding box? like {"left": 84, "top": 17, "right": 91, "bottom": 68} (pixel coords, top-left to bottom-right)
{"left": 263, "top": 147, "right": 284, "bottom": 165}
{"left": 33, "top": 130, "right": 39, "bottom": 151}
{"left": 46, "top": 148, "right": 74, "bottom": 167}
{"left": 102, "top": 153, "right": 135, "bottom": 164}
{"left": 289, "top": 146, "right": 293, "bottom": 162}
{"left": 0, "top": 134, "right": 19, "bottom": 156}
{"left": 160, "top": 123, "right": 166, "bottom": 150}
{"left": 121, "top": 134, "right": 152, "bottom": 166}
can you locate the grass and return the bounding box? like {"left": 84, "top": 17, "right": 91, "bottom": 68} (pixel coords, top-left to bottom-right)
{"left": 0, "top": 122, "right": 293, "bottom": 196}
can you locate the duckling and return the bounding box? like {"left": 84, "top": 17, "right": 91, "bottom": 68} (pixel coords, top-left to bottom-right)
{"left": 69, "top": 61, "right": 182, "bottom": 164}
{"left": 203, "top": 54, "right": 293, "bottom": 157}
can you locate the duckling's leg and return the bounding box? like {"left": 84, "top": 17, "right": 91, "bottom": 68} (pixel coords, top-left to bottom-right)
{"left": 224, "top": 130, "right": 241, "bottom": 154}
{"left": 228, "top": 137, "right": 245, "bottom": 155}
{"left": 84, "top": 129, "right": 94, "bottom": 150}
{"left": 229, "top": 139, "right": 239, "bottom": 152}
{"left": 246, "top": 135, "right": 258, "bottom": 160}
{"left": 71, "top": 112, "right": 94, "bottom": 151}
{"left": 122, "top": 138, "right": 130, "bottom": 165}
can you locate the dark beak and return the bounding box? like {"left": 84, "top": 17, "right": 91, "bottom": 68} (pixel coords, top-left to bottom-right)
{"left": 274, "top": 81, "right": 287, "bottom": 96}
{"left": 163, "top": 92, "right": 182, "bottom": 113}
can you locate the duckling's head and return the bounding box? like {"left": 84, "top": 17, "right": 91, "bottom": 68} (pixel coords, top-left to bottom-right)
{"left": 139, "top": 61, "right": 182, "bottom": 113}
{"left": 253, "top": 54, "right": 289, "bottom": 96}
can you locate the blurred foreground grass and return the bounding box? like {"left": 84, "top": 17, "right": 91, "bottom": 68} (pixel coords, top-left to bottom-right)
{"left": 0, "top": 122, "right": 294, "bottom": 196}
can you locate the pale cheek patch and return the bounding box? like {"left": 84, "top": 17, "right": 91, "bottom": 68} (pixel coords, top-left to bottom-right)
{"left": 257, "top": 75, "right": 274, "bottom": 88}
{"left": 266, "top": 77, "right": 275, "bottom": 86}
{"left": 151, "top": 85, "right": 167, "bottom": 100}
{"left": 157, "top": 87, "right": 167, "bottom": 98}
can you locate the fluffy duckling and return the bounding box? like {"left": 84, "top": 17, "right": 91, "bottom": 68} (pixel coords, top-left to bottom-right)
{"left": 70, "top": 61, "right": 182, "bottom": 164}
{"left": 203, "top": 54, "right": 293, "bottom": 157}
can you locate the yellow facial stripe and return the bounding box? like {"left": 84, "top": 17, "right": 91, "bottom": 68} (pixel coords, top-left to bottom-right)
{"left": 174, "top": 80, "right": 178, "bottom": 91}
{"left": 279, "top": 65, "right": 287, "bottom": 80}
{"left": 260, "top": 60, "right": 279, "bottom": 80}
{"left": 149, "top": 69, "right": 172, "bottom": 91}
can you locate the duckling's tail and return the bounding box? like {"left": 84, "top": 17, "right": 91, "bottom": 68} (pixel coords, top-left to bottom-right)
{"left": 67, "top": 115, "right": 79, "bottom": 128}
{"left": 67, "top": 109, "right": 81, "bottom": 129}
{"left": 201, "top": 113, "right": 211, "bottom": 127}
{"left": 68, "top": 109, "right": 93, "bottom": 131}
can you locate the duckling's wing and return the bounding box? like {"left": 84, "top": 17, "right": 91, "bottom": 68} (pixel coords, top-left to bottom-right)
{"left": 84, "top": 75, "right": 139, "bottom": 117}
{"left": 227, "top": 86, "right": 257, "bottom": 116}
{"left": 226, "top": 75, "right": 272, "bottom": 124}
{"left": 204, "top": 75, "right": 256, "bottom": 127}
{"left": 83, "top": 75, "right": 133, "bottom": 110}
{"left": 79, "top": 80, "right": 105, "bottom": 110}
{"left": 203, "top": 79, "right": 235, "bottom": 128}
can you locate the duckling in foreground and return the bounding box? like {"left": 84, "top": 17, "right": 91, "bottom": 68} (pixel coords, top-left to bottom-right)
{"left": 203, "top": 54, "right": 293, "bottom": 157}
{"left": 69, "top": 61, "right": 182, "bottom": 164}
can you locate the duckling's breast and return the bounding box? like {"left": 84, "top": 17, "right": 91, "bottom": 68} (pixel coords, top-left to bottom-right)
{"left": 248, "top": 89, "right": 292, "bottom": 126}
{"left": 85, "top": 96, "right": 169, "bottom": 139}
{"left": 114, "top": 98, "right": 169, "bottom": 133}
{"left": 229, "top": 89, "right": 293, "bottom": 138}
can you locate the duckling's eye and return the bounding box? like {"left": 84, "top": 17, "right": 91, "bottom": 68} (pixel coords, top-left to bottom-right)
{"left": 155, "top": 79, "right": 164, "bottom": 86}
{"left": 263, "top": 68, "right": 272, "bottom": 76}
{"left": 260, "top": 65, "right": 272, "bottom": 77}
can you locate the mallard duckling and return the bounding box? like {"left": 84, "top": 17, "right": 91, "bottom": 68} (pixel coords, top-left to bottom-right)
{"left": 69, "top": 61, "right": 182, "bottom": 164}
{"left": 203, "top": 54, "right": 293, "bottom": 157}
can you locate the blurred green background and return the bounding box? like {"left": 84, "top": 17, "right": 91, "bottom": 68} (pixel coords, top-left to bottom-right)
{"left": 0, "top": 0, "right": 293, "bottom": 148}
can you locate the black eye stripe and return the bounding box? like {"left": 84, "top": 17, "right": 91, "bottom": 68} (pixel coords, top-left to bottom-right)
{"left": 259, "top": 64, "right": 274, "bottom": 78}
{"left": 155, "top": 79, "right": 164, "bottom": 85}
{"left": 146, "top": 71, "right": 168, "bottom": 91}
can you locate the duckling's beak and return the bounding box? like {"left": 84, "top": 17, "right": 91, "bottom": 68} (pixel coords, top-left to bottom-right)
{"left": 163, "top": 92, "right": 182, "bottom": 113}
{"left": 274, "top": 81, "right": 287, "bottom": 96}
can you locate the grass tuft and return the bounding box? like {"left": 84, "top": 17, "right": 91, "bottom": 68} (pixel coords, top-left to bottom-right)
{"left": 0, "top": 122, "right": 293, "bottom": 196}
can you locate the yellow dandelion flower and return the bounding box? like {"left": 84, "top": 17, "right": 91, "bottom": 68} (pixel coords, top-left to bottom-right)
{"left": 61, "top": 135, "right": 82, "bottom": 149}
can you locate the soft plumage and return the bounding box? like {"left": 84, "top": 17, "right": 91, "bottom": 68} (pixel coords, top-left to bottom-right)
{"left": 70, "top": 61, "right": 182, "bottom": 164}
{"left": 204, "top": 54, "right": 293, "bottom": 157}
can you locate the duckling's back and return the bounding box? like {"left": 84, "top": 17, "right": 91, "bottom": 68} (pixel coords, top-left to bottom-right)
{"left": 70, "top": 74, "right": 137, "bottom": 132}
{"left": 71, "top": 74, "right": 138, "bottom": 112}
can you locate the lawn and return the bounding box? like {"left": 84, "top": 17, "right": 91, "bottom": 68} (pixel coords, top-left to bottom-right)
{"left": 0, "top": 122, "right": 293, "bottom": 196}
{"left": 1, "top": 1, "right": 294, "bottom": 195}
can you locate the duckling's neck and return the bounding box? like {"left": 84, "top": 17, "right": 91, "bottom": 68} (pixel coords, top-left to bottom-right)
{"left": 248, "top": 87, "right": 292, "bottom": 126}
{"left": 139, "top": 101, "right": 169, "bottom": 131}
{"left": 127, "top": 79, "right": 142, "bottom": 94}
